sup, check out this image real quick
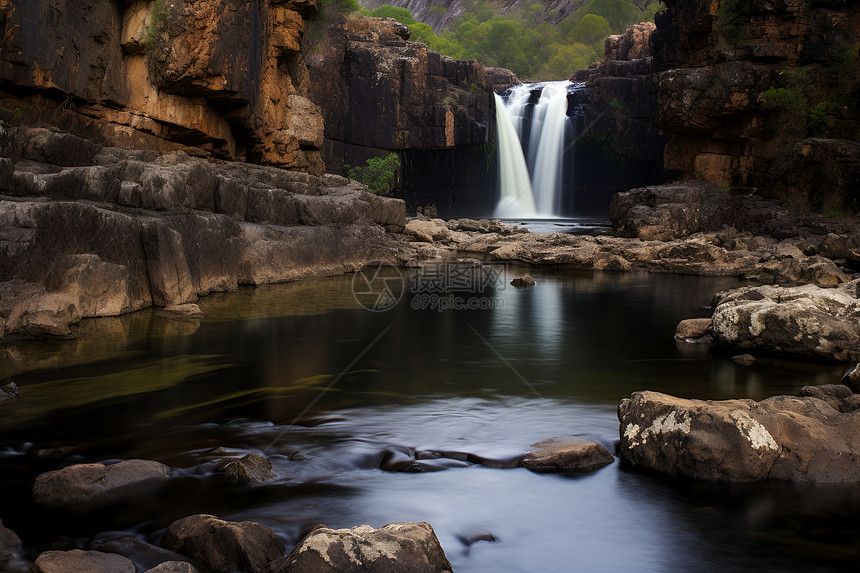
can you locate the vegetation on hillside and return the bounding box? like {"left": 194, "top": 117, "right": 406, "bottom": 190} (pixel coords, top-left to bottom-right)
{"left": 360, "top": 0, "right": 664, "bottom": 80}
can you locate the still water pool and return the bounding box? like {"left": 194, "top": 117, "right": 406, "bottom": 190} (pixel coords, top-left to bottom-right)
{"left": 1, "top": 266, "right": 857, "bottom": 572}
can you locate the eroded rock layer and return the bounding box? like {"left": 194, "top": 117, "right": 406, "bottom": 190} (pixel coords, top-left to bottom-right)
{"left": 0, "top": 0, "right": 325, "bottom": 172}
{"left": 0, "top": 128, "right": 405, "bottom": 340}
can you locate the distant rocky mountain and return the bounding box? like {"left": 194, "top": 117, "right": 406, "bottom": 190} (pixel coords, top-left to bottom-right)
{"left": 358, "top": 0, "right": 586, "bottom": 33}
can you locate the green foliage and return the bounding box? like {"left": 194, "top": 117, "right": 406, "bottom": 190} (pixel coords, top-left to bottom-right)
{"left": 145, "top": 0, "right": 170, "bottom": 51}
{"left": 429, "top": 6, "right": 447, "bottom": 16}
{"left": 715, "top": 0, "right": 744, "bottom": 48}
{"left": 719, "top": 182, "right": 731, "bottom": 195}
{"left": 760, "top": 67, "right": 844, "bottom": 138}
{"left": 347, "top": 152, "right": 401, "bottom": 194}
{"left": 609, "top": 97, "right": 626, "bottom": 121}
{"left": 322, "top": 0, "right": 361, "bottom": 14}
{"left": 369, "top": 1, "right": 662, "bottom": 80}
{"left": 12, "top": 107, "right": 22, "bottom": 121}
{"left": 821, "top": 205, "right": 850, "bottom": 219}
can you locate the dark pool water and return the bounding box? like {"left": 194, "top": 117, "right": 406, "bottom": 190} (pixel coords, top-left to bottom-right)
{"left": 1, "top": 266, "right": 857, "bottom": 572}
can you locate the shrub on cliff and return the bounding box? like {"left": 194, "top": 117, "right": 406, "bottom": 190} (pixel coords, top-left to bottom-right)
{"left": 347, "top": 153, "right": 401, "bottom": 194}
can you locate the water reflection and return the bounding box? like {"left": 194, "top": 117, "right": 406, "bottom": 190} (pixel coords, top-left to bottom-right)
{"left": 0, "top": 268, "right": 856, "bottom": 571}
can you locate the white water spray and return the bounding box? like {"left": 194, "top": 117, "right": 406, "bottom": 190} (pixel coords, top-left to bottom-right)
{"left": 494, "top": 93, "right": 536, "bottom": 217}
{"left": 493, "top": 81, "right": 575, "bottom": 218}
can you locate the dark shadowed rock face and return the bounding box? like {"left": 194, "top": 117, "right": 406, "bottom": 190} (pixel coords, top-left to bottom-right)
{"left": 31, "top": 549, "right": 136, "bottom": 573}
{"left": 651, "top": 0, "right": 860, "bottom": 209}
{"left": 33, "top": 460, "right": 172, "bottom": 506}
{"left": 521, "top": 438, "right": 614, "bottom": 473}
{"left": 844, "top": 364, "right": 860, "bottom": 393}
{"left": 710, "top": 281, "right": 860, "bottom": 362}
{"left": 161, "top": 514, "right": 285, "bottom": 573}
{"left": 262, "top": 522, "right": 452, "bottom": 573}
{"left": 304, "top": 11, "right": 515, "bottom": 215}
{"left": 618, "top": 389, "right": 860, "bottom": 483}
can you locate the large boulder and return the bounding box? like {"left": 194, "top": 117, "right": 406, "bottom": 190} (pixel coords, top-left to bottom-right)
{"left": 33, "top": 460, "right": 171, "bottom": 506}
{"left": 31, "top": 550, "right": 135, "bottom": 573}
{"left": 1, "top": 518, "right": 21, "bottom": 569}
{"left": 520, "top": 438, "right": 614, "bottom": 473}
{"left": 161, "top": 514, "right": 285, "bottom": 573}
{"left": 262, "top": 522, "right": 452, "bottom": 573}
{"left": 618, "top": 390, "right": 860, "bottom": 483}
{"left": 710, "top": 281, "right": 860, "bottom": 362}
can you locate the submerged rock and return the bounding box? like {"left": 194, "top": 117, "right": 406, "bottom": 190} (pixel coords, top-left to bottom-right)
{"left": 88, "top": 535, "right": 204, "bottom": 572}
{"left": 521, "top": 438, "right": 614, "bottom": 473}
{"left": 1, "top": 518, "right": 22, "bottom": 570}
{"left": 161, "top": 514, "right": 284, "bottom": 573}
{"left": 618, "top": 390, "right": 860, "bottom": 483}
{"left": 674, "top": 318, "right": 712, "bottom": 343}
{"left": 710, "top": 281, "right": 860, "bottom": 362}
{"left": 510, "top": 275, "right": 536, "bottom": 288}
{"left": 731, "top": 354, "right": 756, "bottom": 366}
{"left": 31, "top": 549, "right": 135, "bottom": 573}
{"left": 33, "top": 459, "right": 171, "bottom": 506}
{"left": 216, "top": 453, "right": 277, "bottom": 483}
{"left": 0, "top": 381, "right": 18, "bottom": 402}
{"left": 262, "top": 522, "right": 452, "bottom": 573}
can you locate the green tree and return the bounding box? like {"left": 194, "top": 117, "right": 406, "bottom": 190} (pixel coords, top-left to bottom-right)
{"left": 347, "top": 153, "right": 401, "bottom": 194}
{"left": 568, "top": 14, "right": 612, "bottom": 47}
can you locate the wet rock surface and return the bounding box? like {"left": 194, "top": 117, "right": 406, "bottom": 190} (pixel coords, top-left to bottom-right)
{"left": 216, "top": 453, "right": 277, "bottom": 483}
{"left": 618, "top": 389, "right": 860, "bottom": 483}
{"left": 521, "top": 438, "right": 614, "bottom": 473}
{"left": 262, "top": 522, "right": 452, "bottom": 573}
{"left": 510, "top": 274, "right": 536, "bottom": 288}
{"left": 161, "top": 514, "right": 285, "bottom": 573}
{"left": 88, "top": 535, "right": 205, "bottom": 573}
{"left": 844, "top": 364, "right": 860, "bottom": 393}
{"left": 0, "top": 381, "right": 18, "bottom": 402}
{"left": 30, "top": 549, "right": 135, "bottom": 573}
{"left": 33, "top": 459, "right": 172, "bottom": 506}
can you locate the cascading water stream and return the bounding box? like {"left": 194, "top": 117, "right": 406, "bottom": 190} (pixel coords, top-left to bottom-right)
{"left": 493, "top": 93, "right": 536, "bottom": 217}
{"left": 493, "top": 81, "right": 578, "bottom": 218}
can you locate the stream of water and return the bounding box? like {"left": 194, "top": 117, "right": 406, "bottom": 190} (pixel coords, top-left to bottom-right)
{"left": 1, "top": 267, "right": 858, "bottom": 571}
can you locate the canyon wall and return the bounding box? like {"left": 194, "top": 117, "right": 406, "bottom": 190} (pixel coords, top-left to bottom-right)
{"left": 0, "top": 0, "right": 325, "bottom": 173}
{"left": 304, "top": 11, "right": 517, "bottom": 216}
{"left": 653, "top": 0, "right": 860, "bottom": 212}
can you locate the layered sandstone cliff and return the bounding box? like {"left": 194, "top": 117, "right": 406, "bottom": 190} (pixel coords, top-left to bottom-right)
{"left": 652, "top": 0, "right": 860, "bottom": 211}
{"left": 0, "top": 0, "right": 325, "bottom": 173}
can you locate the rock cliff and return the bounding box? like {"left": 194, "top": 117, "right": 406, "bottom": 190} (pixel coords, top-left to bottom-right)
{"left": 304, "top": 10, "right": 518, "bottom": 216}
{"left": 0, "top": 127, "right": 405, "bottom": 340}
{"left": 652, "top": 0, "right": 860, "bottom": 212}
{"left": 0, "top": 0, "right": 326, "bottom": 173}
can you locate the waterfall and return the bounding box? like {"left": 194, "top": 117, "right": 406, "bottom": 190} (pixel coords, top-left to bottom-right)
{"left": 493, "top": 93, "right": 536, "bottom": 217}
{"left": 493, "top": 81, "right": 578, "bottom": 218}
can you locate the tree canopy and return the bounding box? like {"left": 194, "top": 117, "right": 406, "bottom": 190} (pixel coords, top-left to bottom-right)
{"left": 365, "top": 1, "right": 664, "bottom": 80}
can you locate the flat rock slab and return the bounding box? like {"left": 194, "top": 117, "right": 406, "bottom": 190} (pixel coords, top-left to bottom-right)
{"left": 31, "top": 549, "right": 135, "bottom": 573}
{"left": 262, "top": 522, "right": 452, "bottom": 573}
{"left": 161, "top": 514, "right": 284, "bottom": 573}
{"left": 521, "top": 438, "right": 614, "bottom": 473}
{"left": 33, "top": 459, "right": 171, "bottom": 505}
{"left": 618, "top": 390, "right": 860, "bottom": 483}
